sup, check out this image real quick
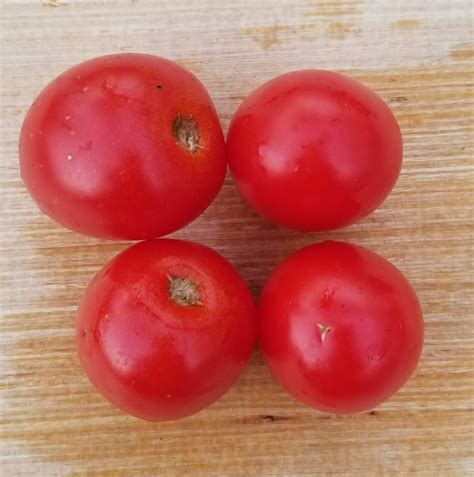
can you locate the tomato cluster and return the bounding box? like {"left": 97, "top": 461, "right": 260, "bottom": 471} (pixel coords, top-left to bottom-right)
{"left": 20, "top": 54, "right": 423, "bottom": 421}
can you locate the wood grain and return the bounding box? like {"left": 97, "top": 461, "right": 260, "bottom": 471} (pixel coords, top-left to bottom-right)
{"left": 1, "top": 0, "right": 473, "bottom": 475}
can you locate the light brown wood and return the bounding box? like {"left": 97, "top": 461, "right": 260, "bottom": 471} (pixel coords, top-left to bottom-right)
{"left": 1, "top": 0, "right": 473, "bottom": 475}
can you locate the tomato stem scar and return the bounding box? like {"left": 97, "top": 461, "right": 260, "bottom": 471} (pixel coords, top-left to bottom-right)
{"left": 317, "top": 323, "right": 331, "bottom": 342}
{"left": 172, "top": 116, "right": 200, "bottom": 152}
{"left": 167, "top": 275, "right": 202, "bottom": 306}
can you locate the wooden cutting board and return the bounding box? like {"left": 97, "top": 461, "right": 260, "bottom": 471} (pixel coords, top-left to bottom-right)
{"left": 1, "top": 0, "right": 472, "bottom": 475}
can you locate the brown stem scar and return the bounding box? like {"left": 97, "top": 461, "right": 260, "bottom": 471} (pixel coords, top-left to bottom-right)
{"left": 168, "top": 275, "right": 202, "bottom": 306}
{"left": 317, "top": 323, "right": 331, "bottom": 342}
{"left": 172, "top": 116, "right": 200, "bottom": 152}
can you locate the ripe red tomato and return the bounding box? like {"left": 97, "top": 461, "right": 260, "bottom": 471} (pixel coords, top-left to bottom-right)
{"left": 19, "top": 53, "right": 226, "bottom": 240}
{"left": 76, "top": 239, "right": 257, "bottom": 421}
{"left": 227, "top": 70, "right": 402, "bottom": 231}
{"left": 259, "top": 241, "right": 423, "bottom": 414}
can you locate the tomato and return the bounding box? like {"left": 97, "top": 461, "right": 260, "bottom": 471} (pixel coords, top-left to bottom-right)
{"left": 19, "top": 53, "right": 226, "bottom": 240}
{"left": 227, "top": 70, "right": 402, "bottom": 231}
{"left": 258, "top": 241, "right": 423, "bottom": 414}
{"left": 76, "top": 239, "right": 257, "bottom": 421}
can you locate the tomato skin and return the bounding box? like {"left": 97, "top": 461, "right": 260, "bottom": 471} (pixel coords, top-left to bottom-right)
{"left": 76, "top": 239, "right": 257, "bottom": 421}
{"left": 19, "top": 53, "right": 226, "bottom": 240}
{"left": 258, "top": 241, "right": 423, "bottom": 414}
{"left": 227, "top": 70, "right": 402, "bottom": 231}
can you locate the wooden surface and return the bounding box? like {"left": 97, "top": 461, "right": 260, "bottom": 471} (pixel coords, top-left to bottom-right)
{"left": 1, "top": 0, "right": 473, "bottom": 475}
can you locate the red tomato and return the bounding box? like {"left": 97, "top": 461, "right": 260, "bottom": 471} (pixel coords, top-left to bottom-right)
{"left": 76, "top": 239, "right": 257, "bottom": 421}
{"left": 19, "top": 53, "right": 226, "bottom": 240}
{"left": 259, "top": 241, "right": 423, "bottom": 414}
{"left": 227, "top": 70, "right": 402, "bottom": 231}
